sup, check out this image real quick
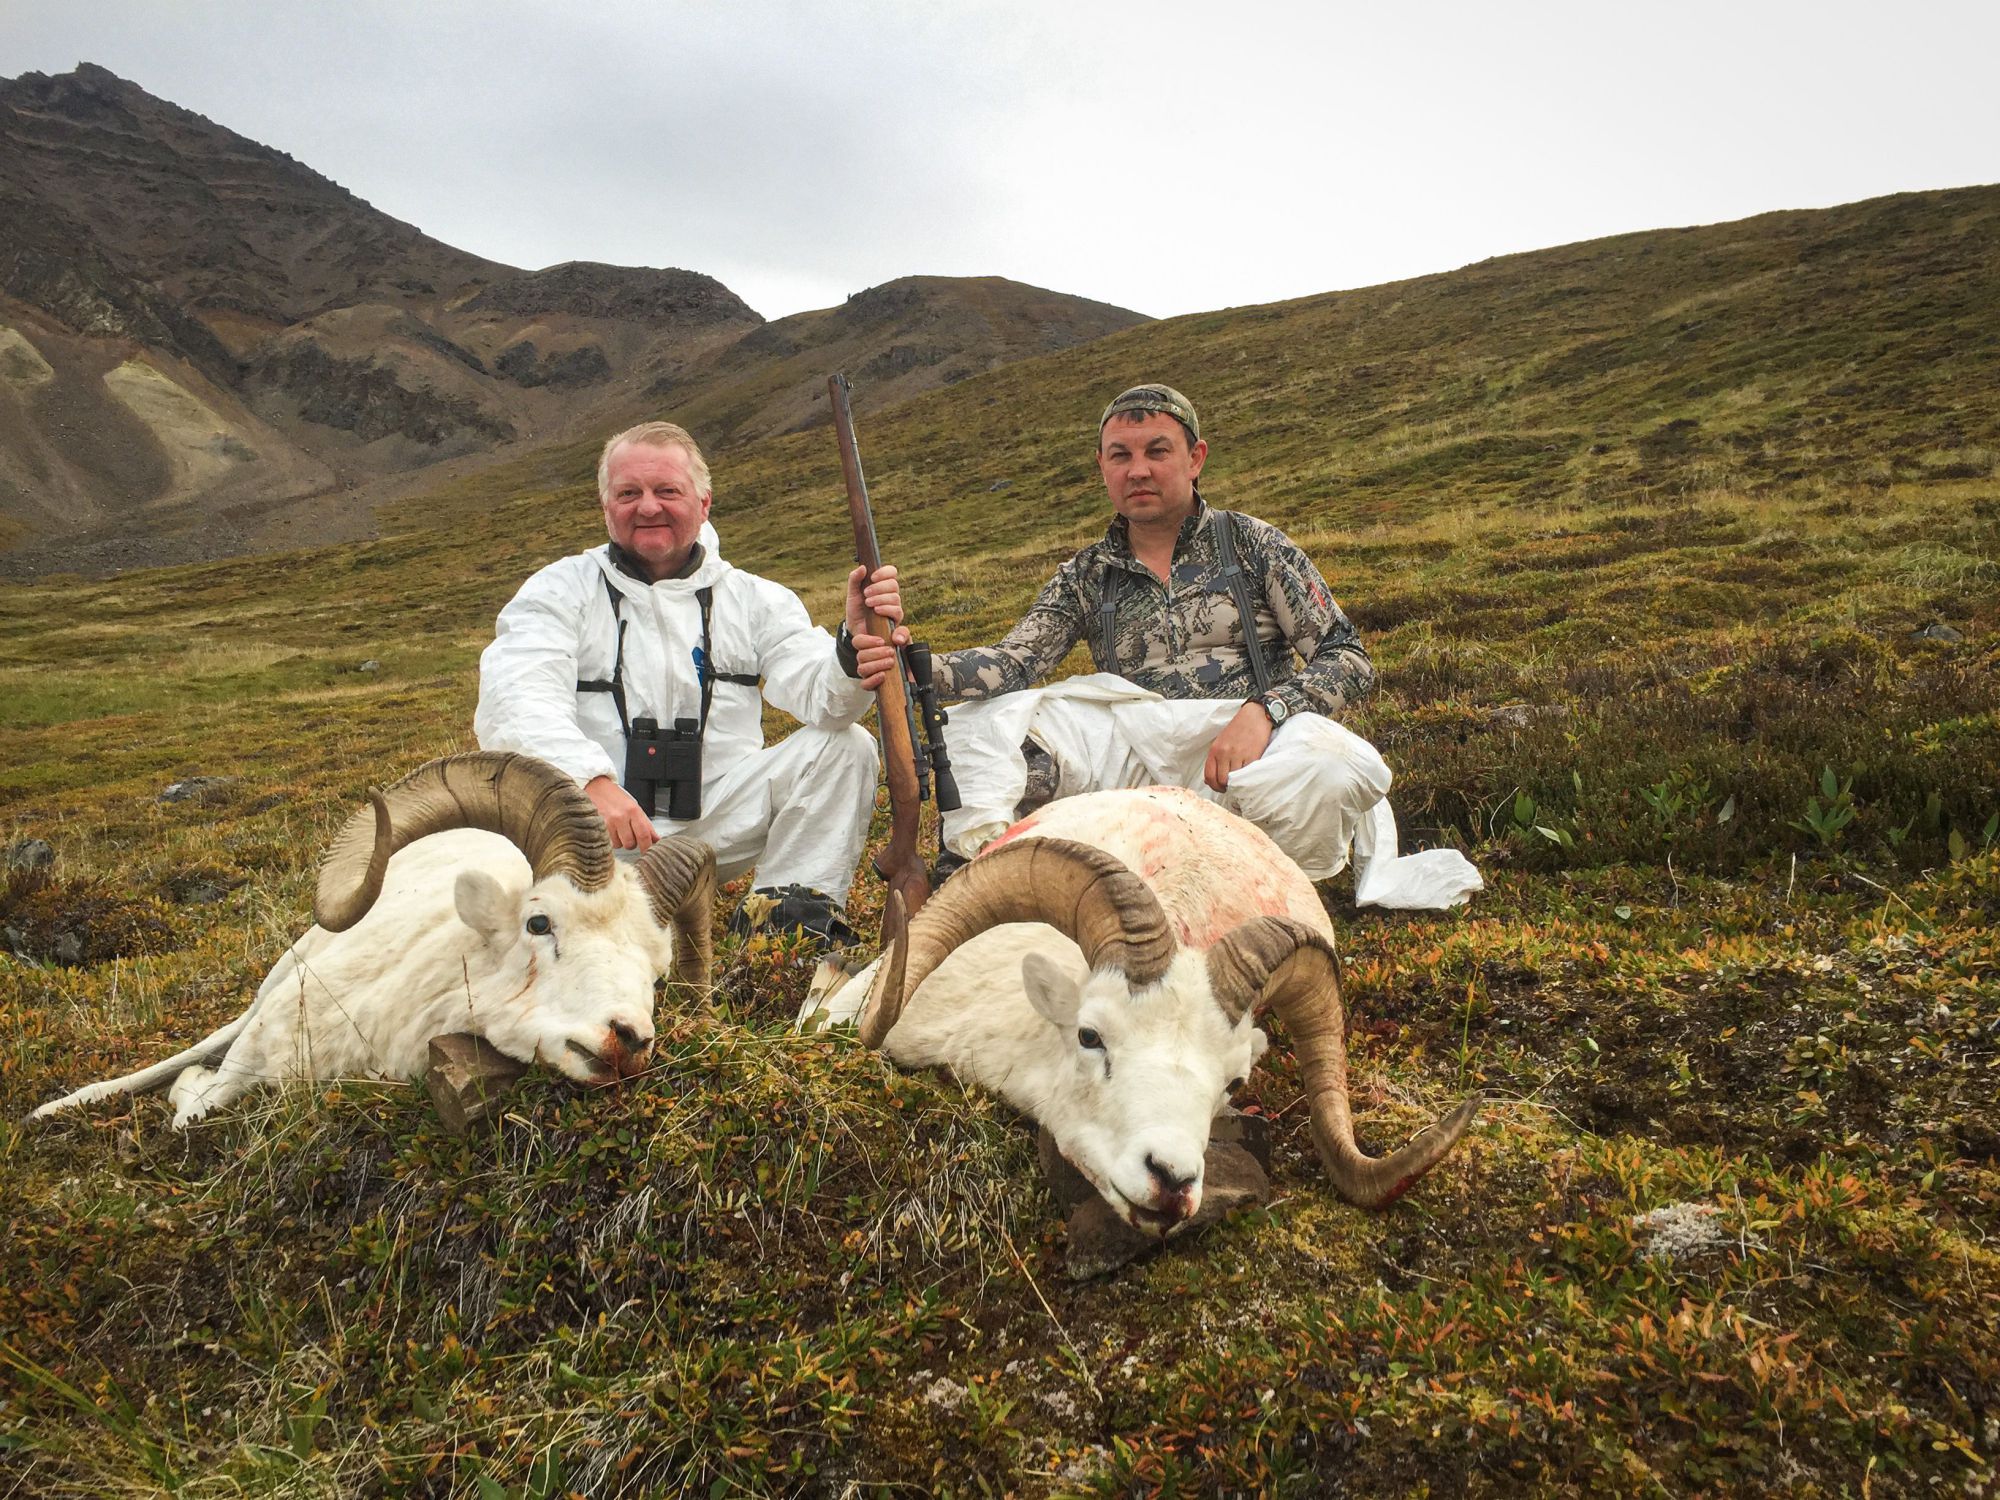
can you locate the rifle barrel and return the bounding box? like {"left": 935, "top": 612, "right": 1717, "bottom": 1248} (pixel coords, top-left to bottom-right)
{"left": 828, "top": 371, "right": 929, "bottom": 919}
{"left": 829, "top": 374, "right": 884, "bottom": 573}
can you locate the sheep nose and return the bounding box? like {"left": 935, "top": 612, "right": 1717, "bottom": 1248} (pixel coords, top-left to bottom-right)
{"left": 1145, "top": 1153, "right": 1198, "bottom": 1204}
{"left": 606, "top": 1021, "right": 653, "bottom": 1075}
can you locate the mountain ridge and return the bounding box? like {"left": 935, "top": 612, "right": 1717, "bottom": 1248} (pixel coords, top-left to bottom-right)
{"left": 0, "top": 63, "right": 1147, "bottom": 575}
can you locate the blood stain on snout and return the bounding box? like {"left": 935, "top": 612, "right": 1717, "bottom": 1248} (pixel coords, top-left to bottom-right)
{"left": 603, "top": 1020, "right": 653, "bottom": 1077}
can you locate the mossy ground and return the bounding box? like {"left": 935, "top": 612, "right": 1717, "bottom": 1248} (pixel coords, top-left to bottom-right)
{"left": 2, "top": 186, "right": 1997, "bottom": 1495}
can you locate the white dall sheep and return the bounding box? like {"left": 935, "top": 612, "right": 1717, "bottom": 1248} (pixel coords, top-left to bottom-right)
{"left": 30, "top": 753, "right": 714, "bottom": 1128}
{"left": 816, "top": 786, "right": 1476, "bottom": 1236}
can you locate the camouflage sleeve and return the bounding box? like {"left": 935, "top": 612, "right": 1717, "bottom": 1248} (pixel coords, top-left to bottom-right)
{"left": 1247, "top": 518, "right": 1375, "bottom": 720}
{"left": 935, "top": 558, "right": 1089, "bottom": 701}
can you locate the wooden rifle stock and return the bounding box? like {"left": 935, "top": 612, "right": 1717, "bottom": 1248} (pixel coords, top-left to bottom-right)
{"left": 828, "top": 373, "right": 930, "bottom": 925}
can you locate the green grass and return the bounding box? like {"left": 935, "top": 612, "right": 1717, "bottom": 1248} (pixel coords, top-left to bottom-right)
{"left": 1, "top": 185, "right": 1996, "bottom": 1496}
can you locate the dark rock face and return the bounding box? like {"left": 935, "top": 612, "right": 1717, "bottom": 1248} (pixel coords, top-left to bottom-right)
{"left": 538, "top": 346, "right": 612, "bottom": 388}
{"left": 0, "top": 180, "right": 236, "bottom": 383}
{"left": 843, "top": 280, "right": 929, "bottom": 319}
{"left": 251, "top": 340, "right": 515, "bottom": 445}
{"left": 395, "top": 316, "right": 488, "bottom": 375}
{"left": 466, "top": 261, "right": 761, "bottom": 327}
{"left": 495, "top": 339, "right": 612, "bottom": 389}
{"left": 858, "top": 342, "right": 948, "bottom": 381}
{"left": 731, "top": 322, "right": 804, "bottom": 359}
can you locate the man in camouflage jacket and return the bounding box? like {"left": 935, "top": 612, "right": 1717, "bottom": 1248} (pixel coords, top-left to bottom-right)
{"left": 927, "top": 383, "right": 1479, "bottom": 907}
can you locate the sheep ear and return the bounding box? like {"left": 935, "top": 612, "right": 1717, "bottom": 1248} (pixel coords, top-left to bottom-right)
{"left": 1020, "top": 951, "right": 1080, "bottom": 1030}
{"left": 455, "top": 870, "right": 517, "bottom": 941}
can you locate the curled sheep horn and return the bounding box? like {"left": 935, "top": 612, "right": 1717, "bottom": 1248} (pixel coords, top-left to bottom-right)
{"left": 636, "top": 834, "right": 717, "bottom": 991}
{"left": 857, "top": 836, "right": 1175, "bottom": 1048}
{"left": 315, "top": 753, "right": 613, "bottom": 932}
{"left": 1205, "top": 915, "right": 1479, "bottom": 1209}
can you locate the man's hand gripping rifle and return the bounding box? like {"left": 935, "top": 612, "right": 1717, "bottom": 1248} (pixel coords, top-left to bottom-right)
{"left": 828, "top": 373, "right": 959, "bottom": 936}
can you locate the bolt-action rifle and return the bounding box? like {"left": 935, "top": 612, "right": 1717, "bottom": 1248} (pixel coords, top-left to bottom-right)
{"left": 827, "top": 373, "right": 959, "bottom": 932}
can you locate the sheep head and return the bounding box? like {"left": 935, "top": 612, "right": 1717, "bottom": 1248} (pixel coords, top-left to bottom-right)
{"left": 316, "top": 753, "right": 715, "bottom": 1082}
{"left": 1016, "top": 939, "right": 1271, "bottom": 1236}
{"left": 859, "top": 817, "right": 1475, "bottom": 1233}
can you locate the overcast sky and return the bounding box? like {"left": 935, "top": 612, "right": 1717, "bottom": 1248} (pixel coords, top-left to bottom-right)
{"left": 10, "top": 1, "right": 1999, "bottom": 321}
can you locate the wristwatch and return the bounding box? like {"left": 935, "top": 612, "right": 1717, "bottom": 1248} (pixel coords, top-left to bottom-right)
{"left": 1256, "top": 693, "right": 1289, "bottom": 726}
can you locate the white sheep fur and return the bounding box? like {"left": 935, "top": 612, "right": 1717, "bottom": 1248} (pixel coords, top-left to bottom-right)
{"left": 33, "top": 820, "right": 695, "bottom": 1130}
{"left": 811, "top": 786, "right": 1388, "bottom": 1235}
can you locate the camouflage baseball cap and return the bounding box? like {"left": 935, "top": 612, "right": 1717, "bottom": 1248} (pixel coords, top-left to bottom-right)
{"left": 1098, "top": 383, "right": 1200, "bottom": 442}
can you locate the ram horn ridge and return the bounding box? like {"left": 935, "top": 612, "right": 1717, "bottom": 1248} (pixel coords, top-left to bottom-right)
{"left": 1206, "top": 916, "right": 1478, "bottom": 1208}
{"left": 315, "top": 753, "right": 614, "bottom": 932}
{"left": 637, "top": 835, "right": 718, "bottom": 990}
{"left": 858, "top": 837, "right": 1175, "bottom": 1048}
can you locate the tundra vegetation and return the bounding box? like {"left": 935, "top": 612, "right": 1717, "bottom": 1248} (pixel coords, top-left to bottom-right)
{"left": 2, "top": 186, "right": 1997, "bottom": 1496}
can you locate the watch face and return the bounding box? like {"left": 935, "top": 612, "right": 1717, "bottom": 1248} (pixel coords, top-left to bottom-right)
{"left": 1263, "top": 696, "right": 1287, "bottom": 723}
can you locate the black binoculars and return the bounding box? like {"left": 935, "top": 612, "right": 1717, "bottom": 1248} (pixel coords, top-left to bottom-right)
{"left": 623, "top": 716, "right": 703, "bottom": 822}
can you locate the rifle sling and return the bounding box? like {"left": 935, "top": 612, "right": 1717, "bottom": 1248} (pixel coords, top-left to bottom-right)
{"left": 1213, "top": 509, "right": 1274, "bottom": 695}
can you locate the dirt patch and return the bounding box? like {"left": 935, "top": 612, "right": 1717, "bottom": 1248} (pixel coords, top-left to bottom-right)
{"left": 1379, "top": 949, "right": 1997, "bottom": 1163}
{"left": 0, "top": 867, "right": 179, "bottom": 965}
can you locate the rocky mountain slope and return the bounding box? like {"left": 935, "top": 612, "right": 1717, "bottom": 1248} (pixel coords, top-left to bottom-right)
{"left": 0, "top": 63, "right": 1145, "bottom": 575}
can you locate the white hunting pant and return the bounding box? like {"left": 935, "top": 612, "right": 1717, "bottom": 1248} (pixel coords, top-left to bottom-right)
{"left": 642, "top": 724, "right": 878, "bottom": 900}
{"left": 938, "top": 675, "right": 1482, "bottom": 910}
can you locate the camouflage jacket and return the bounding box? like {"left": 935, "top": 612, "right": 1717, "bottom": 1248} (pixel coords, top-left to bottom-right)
{"left": 937, "top": 496, "right": 1374, "bottom": 719}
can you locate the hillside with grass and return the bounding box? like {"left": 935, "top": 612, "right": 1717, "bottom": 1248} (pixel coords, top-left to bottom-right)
{"left": 1, "top": 185, "right": 1996, "bottom": 1496}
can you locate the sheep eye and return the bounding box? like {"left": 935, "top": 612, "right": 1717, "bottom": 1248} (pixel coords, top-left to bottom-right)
{"left": 525, "top": 914, "right": 553, "bottom": 936}
{"left": 1077, "top": 1027, "right": 1105, "bottom": 1051}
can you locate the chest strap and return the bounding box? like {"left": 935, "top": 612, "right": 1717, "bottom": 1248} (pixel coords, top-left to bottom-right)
{"left": 576, "top": 575, "right": 758, "bottom": 739}
{"left": 1097, "top": 510, "right": 1272, "bottom": 692}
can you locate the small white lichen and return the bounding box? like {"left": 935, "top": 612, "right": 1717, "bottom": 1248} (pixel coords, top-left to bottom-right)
{"left": 1036, "top": 1387, "right": 1082, "bottom": 1420}
{"left": 916, "top": 1374, "right": 967, "bottom": 1410}
{"left": 1633, "top": 1201, "right": 1764, "bottom": 1262}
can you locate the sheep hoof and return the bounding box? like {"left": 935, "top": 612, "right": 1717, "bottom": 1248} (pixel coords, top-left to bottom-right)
{"left": 425, "top": 1035, "right": 528, "bottom": 1135}
{"left": 169, "top": 1065, "right": 220, "bottom": 1129}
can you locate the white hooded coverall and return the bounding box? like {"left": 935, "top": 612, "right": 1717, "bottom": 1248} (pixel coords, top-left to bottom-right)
{"left": 475, "top": 538, "right": 879, "bottom": 899}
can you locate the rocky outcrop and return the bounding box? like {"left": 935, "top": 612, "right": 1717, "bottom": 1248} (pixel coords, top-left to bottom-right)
{"left": 494, "top": 340, "right": 611, "bottom": 389}
{"left": 249, "top": 339, "right": 515, "bottom": 446}
{"left": 395, "top": 316, "right": 488, "bottom": 375}
{"left": 464, "top": 261, "right": 761, "bottom": 327}
{"left": 0, "top": 180, "right": 234, "bottom": 382}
